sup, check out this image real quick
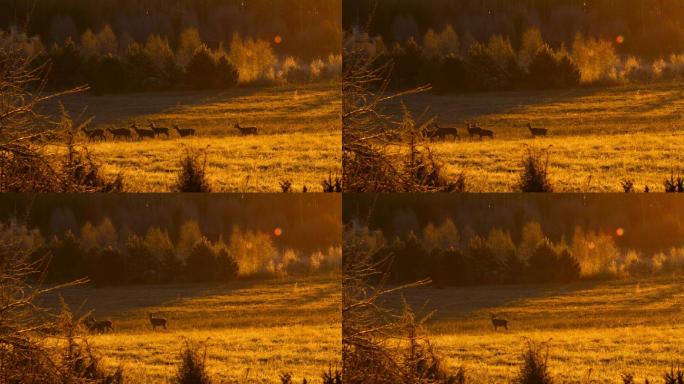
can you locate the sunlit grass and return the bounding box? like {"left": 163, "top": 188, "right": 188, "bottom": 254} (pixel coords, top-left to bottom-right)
{"left": 393, "top": 81, "right": 684, "bottom": 192}
{"left": 54, "top": 83, "right": 341, "bottom": 192}
{"left": 55, "top": 276, "right": 341, "bottom": 384}
{"left": 397, "top": 277, "right": 684, "bottom": 382}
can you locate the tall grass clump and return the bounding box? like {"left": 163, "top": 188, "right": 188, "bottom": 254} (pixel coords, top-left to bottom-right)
{"left": 173, "top": 341, "right": 213, "bottom": 384}
{"left": 517, "top": 147, "right": 553, "bottom": 193}
{"left": 174, "top": 148, "right": 212, "bottom": 193}
{"left": 514, "top": 341, "right": 555, "bottom": 384}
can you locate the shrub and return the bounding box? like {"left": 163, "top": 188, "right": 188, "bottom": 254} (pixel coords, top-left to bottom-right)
{"left": 527, "top": 47, "right": 580, "bottom": 89}
{"left": 214, "top": 56, "right": 239, "bottom": 89}
{"left": 174, "top": 149, "right": 212, "bottom": 193}
{"left": 517, "top": 148, "right": 553, "bottom": 193}
{"left": 173, "top": 341, "right": 212, "bottom": 384}
{"left": 515, "top": 341, "right": 554, "bottom": 384}
{"left": 186, "top": 239, "right": 218, "bottom": 282}
{"left": 186, "top": 46, "right": 217, "bottom": 89}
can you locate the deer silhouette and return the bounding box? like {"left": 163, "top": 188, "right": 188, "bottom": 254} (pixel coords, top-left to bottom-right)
{"left": 82, "top": 127, "right": 106, "bottom": 141}
{"left": 235, "top": 123, "right": 258, "bottom": 136}
{"left": 466, "top": 123, "right": 482, "bottom": 139}
{"left": 425, "top": 123, "right": 459, "bottom": 141}
{"left": 131, "top": 124, "right": 155, "bottom": 140}
{"left": 148, "top": 122, "right": 170, "bottom": 138}
{"left": 107, "top": 127, "right": 132, "bottom": 141}
{"left": 527, "top": 123, "right": 548, "bottom": 137}
{"left": 479, "top": 128, "right": 495, "bottom": 140}
{"left": 85, "top": 316, "right": 113, "bottom": 334}
{"left": 491, "top": 313, "right": 508, "bottom": 331}
{"left": 173, "top": 125, "right": 196, "bottom": 138}
{"left": 149, "top": 313, "right": 167, "bottom": 330}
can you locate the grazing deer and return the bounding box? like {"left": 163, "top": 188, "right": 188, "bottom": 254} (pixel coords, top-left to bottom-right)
{"left": 173, "top": 125, "right": 196, "bottom": 138}
{"left": 149, "top": 313, "right": 167, "bottom": 330}
{"left": 527, "top": 123, "right": 548, "bottom": 137}
{"left": 148, "top": 122, "right": 170, "bottom": 138}
{"left": 466, "top": 123, "right": 482, "bottom": 139}
{"left": 82, "top": 127, "right": 106, "bottom": 142}
{"left": 107, "top": 127, "right": 133, "bottom": 141}
{"left": 425, "top": 123, "right": 459, "bottom": 141}
{"left": 85, "top": 316, "right": 113, "bottom": 334}
{"left": 131, "top": 124, "right": 155, "bottom": 140}
{"left": 479, "top": 128, "right": 495, "bottom": 140}
{"left": 491, "top": 313, "right": 508, "bottom": 331}
{"left": 234, "top": 123, "right": 258, "bottom": 136}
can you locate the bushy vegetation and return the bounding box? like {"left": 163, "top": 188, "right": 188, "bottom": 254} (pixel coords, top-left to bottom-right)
{"left": 349, "top": 214, "right": 684, "bottom": 287}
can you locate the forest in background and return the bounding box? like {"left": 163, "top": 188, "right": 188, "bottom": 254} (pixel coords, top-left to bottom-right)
{"left": 1, "top": 0, "right": 341, "bottom": 92}
{"left": 345, "top": 195, "right": 684, "bottom": 285}
{"left": 344, "top": 0, "right": 684, "bottom": 92}
{"left": 1, "top": 194, "right": 341, "bottom": 286}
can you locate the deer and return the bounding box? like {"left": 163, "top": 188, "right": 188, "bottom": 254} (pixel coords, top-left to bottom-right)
{"left": 527, "top": 123, "right": 548, "bottom": 137}
{"left": 149, "top": 313, "right": 167, "bottom": 330}
{"left": 479, "top": 128, "right": 495, "bottom": 140}
{"left": 107, "top": 127, "right": 133, "bottom": 141}
{"left": 466, "top": 123, "right": 482, "bottom": 139}
{"left": 148, "top": 122, "right": 170, "bottom": 138}
{"left": 425, "top": 123, "right": 459, "bottom": 141}
{"left": 131, "top": 124, "right": 155, "bottom": 140}
{"left": 81, "top": 127, "right": 106, "bottom": 142}
{"left": 85, "top": 316, "right": 113, "bottom": 334}
{"left": 173, "top": 125, "right": 196, "bottom": 138}
{"left": 234, "top": 123, "right": 258, "bottom": 136}
{"left": 491, "top": 313, "right": 508, "bottom": 331}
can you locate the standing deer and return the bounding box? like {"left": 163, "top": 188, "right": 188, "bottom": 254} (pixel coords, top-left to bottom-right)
{"left": 491, "top": 313, "right": 508, "bottom": 331}
{"left": 85, "top": 316, "right": 114, "bottom": 334}
{"left": 149, "top": 313, "right": 167, "bottom": 330}
{"left": 527, "top": 123, "right": 548, "bottom": 137}
{"left": 82, "top": 127, "right": 106, "bottom": 142}
{"left": 148, "top": 122, "right": 170, "bottom": 138}
{"left": 234, "top": 123, "right": 258, "bottom": 136}
{"left": 131, "top": 124, "right": 155, "bottom": 140}
{"left": 173, "top": 125, "right": 196, "bottom": 138}
{"left": 425, "top": 123, "right": 459, "bottom": 141}
{"left": 479, "top": 128, "right": 495, "bottom": 140}
{"left": 466, "top": 123, "right": 482, "bottom": 139}
{"left": 107, "top": 127, "right": 133, "bottom": 141}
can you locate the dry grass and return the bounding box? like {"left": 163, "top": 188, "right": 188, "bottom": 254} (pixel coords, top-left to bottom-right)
{"left": 46, "top": 83, "right": 341, "bottom": 192}
{"left": 393, "top": 81, "right": 684, "bottom": 192}
{"left": 394, "top": 277, "right": 684, "bottom": 383}
{"left": 49, "top": 276, "right": 341, "bottom": 384}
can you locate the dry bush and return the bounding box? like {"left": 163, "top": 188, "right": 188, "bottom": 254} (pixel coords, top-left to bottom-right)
{"left": 0, "top": 236, "right": 122, "bottom": 383}
{"left": 343, "top": 223, "right": 465, "bottom": 383}
{"left": 0, "top": 33, "right": 122, "bottom": 192}
{"left": 514, "top": 341, "right": 555, "bottom": 384}
{"left": 343, "top": 34, "right": 464, "bottom": 192}
{"left": 173, "top": 341, "right": 212, "bottom": 384}
{"left": 174, "top": 148, "right": 211, "bottom": 193}
{"left": 517, "top": 147, "right": 553, "bottom": 193}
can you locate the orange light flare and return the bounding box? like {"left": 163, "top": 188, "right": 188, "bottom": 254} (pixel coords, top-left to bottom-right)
{"left": 615, "top": 227, "right": 625, "bottom": 237}
{"left": 274, "top": 227, "right": 283, "bottom": 237}
{"left": 615, "top": 35, "right": 625, "bottom": 45}
{"left": 274, "top": 35, "right": 283, "bottom": 45}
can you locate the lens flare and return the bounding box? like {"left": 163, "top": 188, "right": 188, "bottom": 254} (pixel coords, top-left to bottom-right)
{"left": 274, "top": 227, "right": 283, "bottom": 237}
{"left": 616, "top": 228, "right": 625, "bottom": 237}
{"left": 274, "top": 35, "right": 283, "bottom": 44}
{"left": 616, "top": 35, "right": 625, "bottom": 45}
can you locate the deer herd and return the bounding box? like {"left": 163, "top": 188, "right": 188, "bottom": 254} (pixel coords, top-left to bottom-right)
{"left": 424, "top": 121, "right": 549, "bottom": 141}
{"left": 84, "top": 313, "right": 168, "bottom": 334}
{"left": 81, "top": 121, "right": 259, "bottom": 141}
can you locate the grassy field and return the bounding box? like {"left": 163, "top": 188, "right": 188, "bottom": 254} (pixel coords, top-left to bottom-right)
{"left": 394, "top": 81, "right": 684, "bottom": 192}
{"left": 395, "top": 277, "right": 684, "bottom": 383}
{"left": 51, "top": 83, "right": 340, "bottom": 192}
{"left": 51, "top": 276, "right": 341, "bottom": 383}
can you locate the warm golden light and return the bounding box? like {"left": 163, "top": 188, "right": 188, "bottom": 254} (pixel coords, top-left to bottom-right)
{"left": 274, "top": 35, "right": 283, "bottom": 44}
{"left": 616, "top": 35, "right": 624, "bottom": 45}
{"left": 616, "top": 228, "right": 625, "bottom": 237}
{"left": 274, "top": 227, "right": 283, "bottom": 237}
